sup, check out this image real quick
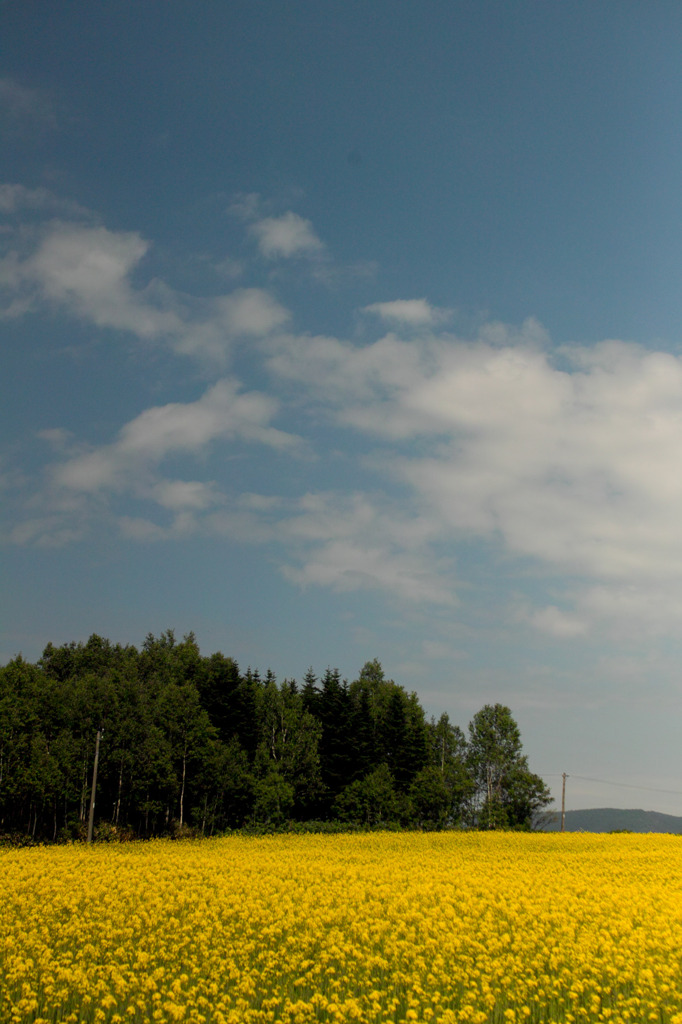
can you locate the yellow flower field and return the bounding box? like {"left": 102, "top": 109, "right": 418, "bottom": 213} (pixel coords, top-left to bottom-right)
{"left": 2, "top": 832, "right": 682, "bottom": 1023}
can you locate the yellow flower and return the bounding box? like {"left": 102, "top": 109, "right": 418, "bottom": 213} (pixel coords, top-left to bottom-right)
{"left": 3, "top": 833, "right": 682, "bottom": 1023}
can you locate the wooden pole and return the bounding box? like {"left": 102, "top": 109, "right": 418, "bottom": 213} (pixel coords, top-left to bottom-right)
{"left": 87, "top": 728, "right": 102, "bottom": 844}
{"left": 561, "top": 772, "right": 567, "bottom": 833}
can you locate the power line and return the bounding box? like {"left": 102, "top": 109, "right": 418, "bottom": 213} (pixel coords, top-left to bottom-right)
{"left": 541, "top": 772, "right": 682, "bottom": 798}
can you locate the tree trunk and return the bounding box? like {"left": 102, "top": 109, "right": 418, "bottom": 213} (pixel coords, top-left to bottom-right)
{"left": 80, "top": 754, "right": 89, "bottom": 822}
{"left": 115, "top": 760, "right": 124, "bottom": 825}
{"left": 179, "top": 748, "right": 187, "bottom": 827}
{"left": 487, "top": 764, "right": 493, "bottom": 829}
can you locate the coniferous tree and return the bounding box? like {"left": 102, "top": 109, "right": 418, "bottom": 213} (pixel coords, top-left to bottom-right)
{"left": 0, "top": 638, "right": 551, "bottom": 838}
{"left": 346, "top": 681, "right": 374, "bottom": 784}
{"left": 317, "top": 668, "right": 352, "bottom": 808}
{"left": 199, "top": 653, "right": 242, "bottom": 742}
{"left": 300, "top": 667, "right": 321, "bottom": 719}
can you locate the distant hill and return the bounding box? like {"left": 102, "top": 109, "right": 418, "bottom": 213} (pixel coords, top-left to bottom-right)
{"left": 542, "top": 807, "right": 682, "bottom": 833}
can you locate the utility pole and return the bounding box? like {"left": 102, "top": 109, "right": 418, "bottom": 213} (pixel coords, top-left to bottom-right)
{"left": 561, "top": 772, "right": 567, "bottom": 833}
{"left": 487, "top": 764, "right": 493, "bottom": 829}
{"left": 87, "top": 727, "right": 102, "bottom": 844}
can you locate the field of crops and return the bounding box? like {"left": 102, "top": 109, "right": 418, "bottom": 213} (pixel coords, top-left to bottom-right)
{"left": 2, "top": 832, "right": 682, "bottom": 1023}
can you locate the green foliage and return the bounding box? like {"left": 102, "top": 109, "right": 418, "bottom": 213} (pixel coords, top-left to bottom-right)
{"left": 253, "top": 768, "right": 295, "bottom": 824}
{"left": 0, "top": 637, "right": 551, "bottom": 839}
{"left": 408, "top": 765, "right": 453, "bottom": 829}
{"left": 466, "top": 703, "right": 551, "bottom": 829}
{"left": 334, "top": 764, "right": 401, "bottom": 826}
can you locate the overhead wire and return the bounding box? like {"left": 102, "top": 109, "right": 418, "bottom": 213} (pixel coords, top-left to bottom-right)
{"left": 540, "top": 772, "right": 682, "bottom": 797}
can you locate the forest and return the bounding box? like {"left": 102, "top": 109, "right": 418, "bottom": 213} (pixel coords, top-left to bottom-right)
{"left": 0, "top": 631, "right": 551, "bottom": 841}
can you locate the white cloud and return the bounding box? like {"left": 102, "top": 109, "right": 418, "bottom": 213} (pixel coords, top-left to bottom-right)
{"left": 0, "top": 79, "right": 59, "bottom": 134}
{"left": 517, "top": 580, "right": 682, "bottom": 642}
{"left": 263, "top": 322, "right": 682, "bottom": 629}
{"left": 171, "top": 288, "right": 290, "bottom": 363}
{"left": 250, "top": 211, "right": 325, "bottom": 260}
{"left": 229, "top": 194, "right": 327, "bottom": 261}
{"left": 363, "top": 298, "right": 451, "bottom": 327}
{"left": 118, "top": 516, "right": 171, "bottom": 542}
{"left": 118, "top": 512, "right": 199, "bottom": 542}
{"left": 266, "top": 330, "right": 431, "bottom": 413}
{"left": 52, "top": 378, "right": 300, "bottom": 496}
{"left": 1, "top": 216, "right": 290, "bottom": 360}
{"left": 280, "top": 540, "right": 450, "bottom": 603}
{"left": 214, "top": 288, "right": 290, "bottom": 336}
{"left": 151, "top": 480, "right": 219, "bottom": 511}
{"left": 213, "top": 256, "right": 243, "bottom": 280}
{"left": 122, "top": 381, "right": 293, "bottom": 456}
{"left": 0, "top": 184, "right": 89, "bottom": 218}
{"left": 278, "top": 491, "right": 456, "bottom": 606}
{"left": 26, "top": 224, "right": 182, "bottom": 337}
{"left": 524, "top": 605, "right": 588, "bottom": 638}
{"left": 5, "top": 379, "right": 305, "bottom": 547}
{"left": 187, "top": 488, "right": 456, "bottom": 605}
{"left": 421, "top": 640, "right": 469, "bottom": 661}
{"left": 575, "top": 583, "right": 682, "bottom": 639}
{"left": 12, "top": 186, "right": 682, "bottom": 633}
{"left": 8, "top": 516, "right": 84, "bottom": 547}
{"left": 227, "top": 192, "right": 261, "bottom": 221}
{"left": 36, "top": 428, "right": 74, "bottom": 451}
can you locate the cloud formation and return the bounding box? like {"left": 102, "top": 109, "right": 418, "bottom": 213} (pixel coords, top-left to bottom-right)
{"left": 0, "top": 210, "right": 289, "bottom": 360}
{"left": 278, "top": 491, "right": 455, "bottom": 605}
{"left": 363, "top": 298, "right": 451, "bottom": 327}
{"left": 53, "top": 378, "right": 299, "bottom": 496}
{"left": 3, "top": 379, "right": 303, "bottom": 547}
{"left": 0, "top": 184, "right": 89, "bottom": 218}
{"left": 0, "top": 78, "right": 59, "bottom": 135}
{"left": 264, "top": 321, "right": 682, "bottom": 630}
{"left": 28, "top": 224, "right": 175, "bottom": 336}
{"left": 8, "top": 188, "right": 682, "bottom": 637}
{"left": 250, "top": 211, "right": 325, "bottom": 260}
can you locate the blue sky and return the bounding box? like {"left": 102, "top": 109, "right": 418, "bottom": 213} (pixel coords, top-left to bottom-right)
{"left": 4, "top": 1, "right": 682, "bottom": 815}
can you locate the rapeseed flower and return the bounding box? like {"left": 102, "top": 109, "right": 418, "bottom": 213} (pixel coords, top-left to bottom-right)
{"left": 1, "top": 833, "right": 682, "bottom": 1022}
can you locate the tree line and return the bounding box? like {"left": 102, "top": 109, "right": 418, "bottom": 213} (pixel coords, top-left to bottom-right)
{"left": 0, "top": 631, "right": 551, "bottom": 841}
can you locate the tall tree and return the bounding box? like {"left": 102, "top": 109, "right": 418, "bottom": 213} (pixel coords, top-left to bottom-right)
{"left": 466, "top": 704, "right": 550, "bottom": 829}
{"left": 410, "top": 713, "right": 472, "bottom": 827}
{"left": 300, "top": 667, "right": 321, "bottom": 719}
{"left": 317, "top": 668, "right": 352, "bottom": 806}
{"left": 156, "top": 678, "right": 215, "bottom": 827}
{"left": 1, "top": 636, "right": 551, "bottom": 837}
{"left": 256, "top": 675, "right": 322, "bottom": 815}
{"left": 199, "top": 652, "right": 242, "bottom": 741}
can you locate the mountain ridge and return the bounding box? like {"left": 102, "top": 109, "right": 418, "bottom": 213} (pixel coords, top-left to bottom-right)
{"left": 542, "top": 807, "right": 682, "bottom": 833}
